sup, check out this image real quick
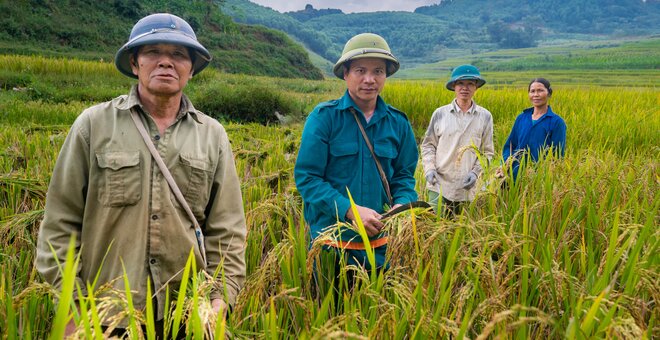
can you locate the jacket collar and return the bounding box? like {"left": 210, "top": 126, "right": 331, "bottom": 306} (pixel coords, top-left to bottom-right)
{"left": 523, "top": 105, "right": 557, "bottom": 119}
{"left": 115, "top": 85, "right": 202, "bottom": 124}
{"left": 337, "top": 90, "right": 389, "bottom": 124}
{"left": 451, "top": 99, "right": 477, "bottom": 114}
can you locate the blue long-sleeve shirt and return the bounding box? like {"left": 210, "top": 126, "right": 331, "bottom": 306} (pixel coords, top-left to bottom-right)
{"left": 502, "top": 106, "right": 567, "bottom": 179}
{"left": 294, "top": 91, "right": 418, "bottom": 242}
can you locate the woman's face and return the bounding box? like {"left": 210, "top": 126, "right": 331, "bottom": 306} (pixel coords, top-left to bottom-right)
{"left": 528, "top": 82, "right": 550, "bottom": 108}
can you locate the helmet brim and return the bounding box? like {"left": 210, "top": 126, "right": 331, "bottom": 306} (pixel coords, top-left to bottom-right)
{"left": 333, "top": 49, "right": 400, "bottom": 79}
{"left": 445, "top": 75, "right": 486, "bottom": 91}
{"left": 115, "top": 30, "right": 212, "bottom": 79}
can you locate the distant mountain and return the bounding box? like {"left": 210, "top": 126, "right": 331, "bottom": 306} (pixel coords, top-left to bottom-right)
{"left": 0, "top": 0, "right": 324, "bottom": 79}
{"left": 416, "top": 0, "right": 659, "bottom": 35}
{"left": 222, "top": 0, "right": 660, "bottom": 68}
{"left": 287, "top": 4, "right": 344, "bottom": 22}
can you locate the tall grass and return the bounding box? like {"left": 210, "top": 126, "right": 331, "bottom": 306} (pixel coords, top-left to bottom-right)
{"left": 0, "top": 55, "right": 658, "bottom": 338}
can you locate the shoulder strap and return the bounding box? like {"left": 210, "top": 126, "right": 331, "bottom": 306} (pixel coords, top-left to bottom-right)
{"left": 129, "top": 108, "right": 207, "bottom": 266}
{"left": 349, "top": 107, "right": 394, "bottom": 207}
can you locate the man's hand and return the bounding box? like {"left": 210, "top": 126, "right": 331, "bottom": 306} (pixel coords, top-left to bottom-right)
{"left": 346, "top": 205, "right": 383, "bottom": 237}
{"left": 462, "top": 171, "right": 478, "bottom": 189}
{"left": 495, "top": 167, "right": 504, "bottom": 178}
{"left": 425, "top": 169, "right": 440, "bottom": 186}
{"left": 211, "top": 298, "right": 227, "bottom": 319}
{"left": 64, "top": 301, "right": 79, "bottom": 337}
{"left": 64, "top": 317, "right": 76, "bottom": 337}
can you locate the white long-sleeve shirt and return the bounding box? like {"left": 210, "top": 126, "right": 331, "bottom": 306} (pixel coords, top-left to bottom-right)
{"left": 421, "top": 99, "right": 494, "bottom": 201}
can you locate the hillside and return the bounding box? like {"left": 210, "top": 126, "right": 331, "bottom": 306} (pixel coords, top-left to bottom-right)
{"left": 0, "top": 0, "right": 324, "bottom": 80}
{"left": 222, "top": 0, "right": 660, "bottom": 69}
{"left": 398, "top": 37, "right": 660, "bottom": 80}
{"left": 416, "top": 0, "right": 659, "bottom": 36}
{"left": 222, "top": 0, "right": 340, "bottom": 62}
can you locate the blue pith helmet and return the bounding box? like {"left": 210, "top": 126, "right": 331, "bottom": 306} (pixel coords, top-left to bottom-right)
{"left": 446, "top": 64, "right": 486, "bottom": 91}
{"left": 115, "top": 13, "right": 212, "bottom": 78}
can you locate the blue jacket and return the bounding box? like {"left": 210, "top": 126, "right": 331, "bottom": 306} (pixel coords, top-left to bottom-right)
{"left": 294, "top": 91, "right": 419, "bottom": 242}
{"left": 502, "top": 106, "right": 567, "bottom": 179}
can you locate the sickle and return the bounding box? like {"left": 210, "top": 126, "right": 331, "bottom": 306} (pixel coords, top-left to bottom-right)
{"left": 380, "top": 201, "right": 432, "bottom": 220}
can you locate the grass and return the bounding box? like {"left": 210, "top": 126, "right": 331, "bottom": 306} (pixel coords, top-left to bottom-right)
{"left": 0, "top": 54, "right": 658, "bottom": 338}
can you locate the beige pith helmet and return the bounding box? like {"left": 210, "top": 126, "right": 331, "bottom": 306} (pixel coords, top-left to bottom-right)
{"left": 333, "top": 33, "right": 400, "bottom": 79}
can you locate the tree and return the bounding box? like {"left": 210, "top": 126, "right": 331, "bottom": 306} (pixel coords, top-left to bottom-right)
{"left": 487, "top": 20, "right": 539, "bottom": 48}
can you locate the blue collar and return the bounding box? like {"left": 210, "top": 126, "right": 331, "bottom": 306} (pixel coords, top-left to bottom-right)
{"left": 523, "top": 105, "right": 557, "bottom": 119}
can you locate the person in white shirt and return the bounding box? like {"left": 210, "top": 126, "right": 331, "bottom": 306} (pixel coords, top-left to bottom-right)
{"left": 420, "top": 64, "right": 494, "bottom": 217}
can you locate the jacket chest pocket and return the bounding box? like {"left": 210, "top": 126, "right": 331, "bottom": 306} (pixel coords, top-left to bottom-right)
{"left": 172, "top": 154, "right": 213, "bottom": 216}
{"left": 96, "top": 151, "right": 142, "bottom": 207}
{"left": 374, "top": 140, "right": 398, "bottom": 177}
{"left": 374, "top": 141, "right": 398, "bottom": 160}
{"left": 328, "top": 141, "right": 358, "bottom": 180}
{"left": 467, "top": 130, "right": 483, "bottom": 147}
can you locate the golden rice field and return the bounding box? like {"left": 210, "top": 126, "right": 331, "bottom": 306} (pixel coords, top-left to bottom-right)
{"left": 0, "top": 55, "right": 658, "bottom": 339}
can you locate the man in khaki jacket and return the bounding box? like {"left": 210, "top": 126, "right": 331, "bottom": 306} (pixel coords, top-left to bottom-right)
{"left": 421, "top": 64, "right": 494, "bottom": 217}
{"left": 35, "top": 13, "right": 246, "bottom": 336}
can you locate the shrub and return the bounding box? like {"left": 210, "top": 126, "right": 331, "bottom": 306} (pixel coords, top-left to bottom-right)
{"left": 193, "top": 83, "right": 302, "bottom": 125}
{"left": 0, "top": 70, "right": 33, "bottom": 90}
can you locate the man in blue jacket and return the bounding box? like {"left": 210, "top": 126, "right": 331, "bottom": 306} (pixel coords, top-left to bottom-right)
{"left": 294, "top": 33, "right": 418, "bottom": 278}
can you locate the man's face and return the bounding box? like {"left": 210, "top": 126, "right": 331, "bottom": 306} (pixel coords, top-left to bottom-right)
{"left": 131, "top": 44, "right": 193, "bottom": 97}
{"left": 344, "top": 58, "right": 387, "bottom": 106}
{"left": 454, "top": 79, "right": 478, "bottom": 102}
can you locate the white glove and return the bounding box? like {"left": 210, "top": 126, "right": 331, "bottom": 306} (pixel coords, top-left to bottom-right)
{"left": 425, "top": 169, "right": 440, "bottom": 186}
{"left": 462, "top": 171, "right": 478, "bottom": 189}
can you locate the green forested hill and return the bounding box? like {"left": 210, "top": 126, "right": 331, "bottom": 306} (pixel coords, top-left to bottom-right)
{"left": 222, "top": 0, "right": 340, "bottom": 62}
{"left": 416, "top": 0, "right": 659, "bottom": 35}
{"left": 0, "top": 0, "right": 323, "bottom": 79}
{"left": 305, "top": 12, "right": 454, "bottom": 63}
{"left": 222, "top": 0, "right": 660, "bottom": 69}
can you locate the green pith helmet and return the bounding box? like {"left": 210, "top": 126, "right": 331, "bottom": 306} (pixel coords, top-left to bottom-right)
{"left": 333, "top": 33, "right": 399, "bottom": 79}
{"left": 446, "top": 64, "right": 486, "bottom": 91}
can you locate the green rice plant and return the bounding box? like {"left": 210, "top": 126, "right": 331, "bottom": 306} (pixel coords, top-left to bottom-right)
{"left": 48, "top": 236, "right": 80, "bottom": 340}
{"left": 346, "top": 190, "right": 377, "bottom": 277}
{"left": 1, "top": 55, "right": 658, "bottom": 338}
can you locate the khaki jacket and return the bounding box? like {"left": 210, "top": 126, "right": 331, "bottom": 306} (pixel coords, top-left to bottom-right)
{"left": 36, "top": 86, "right": 246, "bottom": 321}
{"left": 421, "top": 99, "right": 494, "bottom": 201}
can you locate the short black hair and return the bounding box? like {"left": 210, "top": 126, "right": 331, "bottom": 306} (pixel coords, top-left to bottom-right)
{"left": 529, "top": 78, "right": 553, "bottom": 96}
{"left": 343, "top": 60, "right": 352, "bottom": 74}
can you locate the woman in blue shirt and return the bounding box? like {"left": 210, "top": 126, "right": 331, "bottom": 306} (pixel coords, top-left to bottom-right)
{"left": 502, "top": 78, "right": 567, "bottom": 180}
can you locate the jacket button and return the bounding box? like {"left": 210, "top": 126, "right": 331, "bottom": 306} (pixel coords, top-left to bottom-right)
{"left": 154, "top": 135, "right": 160, "bottom": 141}
{"left": 150, "top": 258, "right": 157, "bottom": 265}
{"left": 152, "top": 215, "right": 158, "bottom": 220}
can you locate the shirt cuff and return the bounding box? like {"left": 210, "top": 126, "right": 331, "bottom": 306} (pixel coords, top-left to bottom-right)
{"left": 335, "top": 197, "right": 351, "bottom": 222}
